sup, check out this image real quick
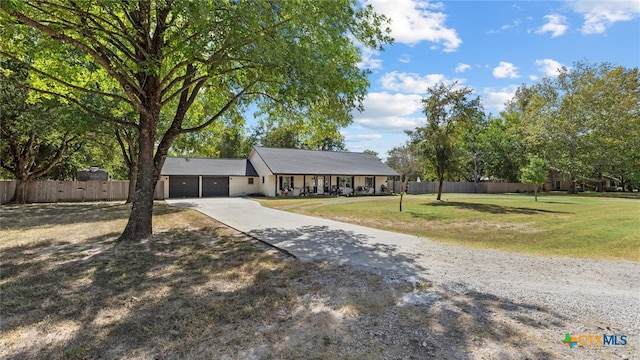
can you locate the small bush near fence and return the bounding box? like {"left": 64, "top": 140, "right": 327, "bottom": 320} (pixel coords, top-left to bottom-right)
{"left": 388, "top": 181, "right": 537, "bottom": 195}
{"left": 0, "top": 180, "right": 164, "bottom": 204}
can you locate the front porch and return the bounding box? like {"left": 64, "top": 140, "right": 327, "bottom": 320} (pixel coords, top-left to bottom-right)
{"left": 274, "top": 175, "right": 386, "bottom": 197}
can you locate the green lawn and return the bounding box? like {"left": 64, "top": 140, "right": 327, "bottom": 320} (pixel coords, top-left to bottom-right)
{"left": 255, "top": 194, "right": 640, "bottom": 261}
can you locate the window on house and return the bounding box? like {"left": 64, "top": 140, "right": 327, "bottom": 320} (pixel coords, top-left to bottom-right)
{"left": 339, "top": 177, "right": 351, "bottom": 188}
{"left": 280, "top": 176, "right": 293, "bottom": 190}
{"left": 262, "top": 176, "right": 265, "bottom": 184}
{"left": 365, "top": 176, "right": 374, "bottom": 188}
{"left": 248, "top": 178, "right": 254, "bottom": 185}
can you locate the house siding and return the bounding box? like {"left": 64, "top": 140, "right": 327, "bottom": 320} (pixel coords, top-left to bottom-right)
{"left": 247, "top": 152, "right": 276, "bottom": 196}
{"left": 229, "top": 176, "right": 259, "bottom": 196}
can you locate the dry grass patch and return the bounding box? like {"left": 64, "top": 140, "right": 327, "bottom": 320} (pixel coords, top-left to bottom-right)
{"left": 1, "top": 201, "right": 606, "bottom": 359}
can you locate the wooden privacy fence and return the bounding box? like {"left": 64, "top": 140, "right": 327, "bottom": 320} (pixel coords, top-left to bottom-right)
{"left": 0, "top": 180, "right": 164, "bottom": 204}
{"left": 389, "top": 181, "right": 537, "bottom": 194}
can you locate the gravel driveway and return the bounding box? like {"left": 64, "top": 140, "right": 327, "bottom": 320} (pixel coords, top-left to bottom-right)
{"left": 166, "top": 197, "right": 640, "bottom": 351}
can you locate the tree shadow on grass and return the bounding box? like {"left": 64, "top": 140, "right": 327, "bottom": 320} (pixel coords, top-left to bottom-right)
{"left": 0, "top": 201, "right": 182, "bottom": 230}
{"left": 1, "top": 207, "right": 601, "bottom": 359}
{"left": 424, "top": 201, "right": 571, "bottom": 215}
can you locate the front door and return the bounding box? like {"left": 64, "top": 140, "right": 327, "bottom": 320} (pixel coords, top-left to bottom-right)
{"left": 317, "top": 177, "right": 324, "bottom": 194}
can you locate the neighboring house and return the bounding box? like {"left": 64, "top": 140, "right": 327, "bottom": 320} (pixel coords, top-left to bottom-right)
{"left": 545, "top": 169, "right": 570, "bottom": 191}
{"left": 160, "top": 146, "right": 399, "bottom": 198}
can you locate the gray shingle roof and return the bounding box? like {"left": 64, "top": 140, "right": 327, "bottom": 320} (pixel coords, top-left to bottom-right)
{"left": 252, "top": 147, "right": 399, "bottom": 176}
{"left": 161, "top": 157, "right": 258, "bottom": 176}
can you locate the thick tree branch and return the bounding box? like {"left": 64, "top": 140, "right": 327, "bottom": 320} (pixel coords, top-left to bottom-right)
{"left": 161, "top": 74, "right": 209, "bottom": 105}
{"left": 181, "top": 88, "right": 247, "bottom": 133}
{"left": 115, "top": 128, "right": 134, "bottom": 168}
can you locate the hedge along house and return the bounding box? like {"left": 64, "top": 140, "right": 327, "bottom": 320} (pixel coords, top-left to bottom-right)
{"left": 161, "top": 146, "right": 398, "bottom": 198}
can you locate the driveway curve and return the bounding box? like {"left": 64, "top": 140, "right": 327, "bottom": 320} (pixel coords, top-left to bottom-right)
{"left": 166, "top": 197, "right": 640, "bottom": 334}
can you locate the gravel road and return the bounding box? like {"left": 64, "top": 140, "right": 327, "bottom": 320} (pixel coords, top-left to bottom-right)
{"left": 168, "top": 197, "right": 640, "bottom": 357}
{"left": 398, "top": 237, "right": 640, "bottom": 330}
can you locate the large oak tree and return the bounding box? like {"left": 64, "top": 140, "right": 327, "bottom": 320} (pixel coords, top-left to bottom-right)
{"left": 518, "top": 61, "right": 639, "bottom": 192}
{"left": 0, "top": 60, "right": 89, "bottom": 203}
{"left": 1, "top": 0, "right": 391, "bottom": 241}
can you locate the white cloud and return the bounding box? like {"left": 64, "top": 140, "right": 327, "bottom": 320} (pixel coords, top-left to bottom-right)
{"left": 568, "top": 0, "right": 640, "bottom": 34}
{"left": 380, "top": 71, "right": 456, "bottom": 93}
{"left": 536, "top": 14, "right": 568, "bottom": 37}
{"left": 353, "top": 92, "right": 424, "bottom": 132}
{"left": 343, "top": 134, "right": 383, "bottom": 142}
{"left": 359, "top": 92, "right": 423, "bottom": 118}
{"left": 357, "top": 47, "right": 384, "bottom": 70}
{"left": 364, "top": 0, "right": 462, "bottom": 51}
{"left": 502, "top": 18, "right": 522, "bottom": 31}
{"left": 489, "top": 18, "right": 523, "bottom": 33}
{"left": 398, "top": 53, "right": 411, "bottom": 63}
{"left": 482, "top": 86, "right": 518, "bottom": 112}
{"left": 529, "top": 75, "right": 539, "bottom": 81}
{"left": 535, "top": 59, "right": 566, "bottom": 76}
{"left": 355, "top": 116, "right": 424, "bottom": 131}
{"left": 454, "top": 63, "right": 471, "bottom": 73}
{"left": 492, "top": 62, "right": 519, "bottom": 79}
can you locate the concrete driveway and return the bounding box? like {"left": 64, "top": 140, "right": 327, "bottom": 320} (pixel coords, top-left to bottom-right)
{"left": 165, "top": 197, "right": 428, "bottom": 281}
{"left": 165, "top": 197, "right": 640, "bottom": 331}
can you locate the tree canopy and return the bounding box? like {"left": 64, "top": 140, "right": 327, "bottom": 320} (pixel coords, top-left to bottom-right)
{"left": 517, "top": 61, "right": 640, "bottom": 191}
{"left": 520, "top": 156, "right": 549, "bottom": 201}
{"left": 1, "top": 0, "right": 392, "bottom": 240}
{"left": 386, "top": 144, "right": 421, "bottom": 211}
{"left": 407, "top": 82, "right": 482, "bottom": 200}
{"left": 0, "top": 60, "right": 95, "bottom": 203}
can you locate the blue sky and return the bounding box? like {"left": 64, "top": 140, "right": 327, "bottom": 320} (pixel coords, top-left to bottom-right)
{"left": 340, "top": 0, "right": 640, "bottom": 158}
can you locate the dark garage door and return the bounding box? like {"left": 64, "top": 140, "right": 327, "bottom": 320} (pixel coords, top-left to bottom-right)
{"left": 169, "top": 176, "right": 199, "bottom": 198}
{"left": 202, "top": 176, "right": 229, "bottom": 197}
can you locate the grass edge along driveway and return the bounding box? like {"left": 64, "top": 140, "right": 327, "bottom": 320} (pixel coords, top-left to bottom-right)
{"left": 255, "top": 193, "right": 640, "bottom": 261}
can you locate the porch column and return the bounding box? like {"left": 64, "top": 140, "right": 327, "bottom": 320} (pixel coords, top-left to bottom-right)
{"left": 303, "top": 175, "right": 306, "bottom": 195}
{"left": 373, "top": 176, "right": 376, "bottom": 195}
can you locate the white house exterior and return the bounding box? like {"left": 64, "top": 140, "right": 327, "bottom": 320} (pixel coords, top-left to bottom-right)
{"left": 161, "top": 147, "right": 398, "bottom": 198}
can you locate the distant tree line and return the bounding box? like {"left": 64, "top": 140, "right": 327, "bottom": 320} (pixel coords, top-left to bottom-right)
{"left": 387, "top": 61, "right": 639, "bottom": 199}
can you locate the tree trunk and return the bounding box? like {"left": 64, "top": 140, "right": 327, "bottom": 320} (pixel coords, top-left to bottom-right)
{"left": 568, "top": 174, "right": 577, "bottom": 194}
{"left": 534, "top": 186, "right": 538, "bottom": 202}
{"left": 126, "top": 163, "right": 138, "bottom": 204}
{"left": 399, "top": 178, "right": 407, "bottom": 212}
{"left": 12, "top": 178, "right": 30, "bottom": 204}
{"left": 118, "top": 114, "right": 159, "bottom": 242}
{"left": 473, "top": 152, "right": 478, "bottom": 193}
{"left": 437, "top": 178, "right": 444, "bottom": 201}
